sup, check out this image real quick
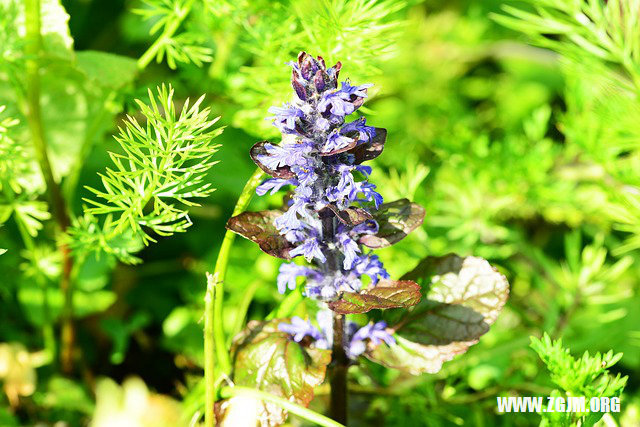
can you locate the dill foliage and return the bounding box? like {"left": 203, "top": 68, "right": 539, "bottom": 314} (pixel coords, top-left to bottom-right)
{"left": 531, "top": 333, "right": 627, "bottom": 426}
{"left": 69, "top": 85, "right": 222, "bottom": 261}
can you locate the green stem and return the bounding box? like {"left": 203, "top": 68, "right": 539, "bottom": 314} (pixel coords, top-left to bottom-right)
{"left": 137, "top": 0, "right": 195, "bottom": 69}
{"left": 204, "top": 273, "right": 217, "bottom": 427}
{"left": 25, "top": 0, "right": 74, "bottom": 375}
{"left": 219, "top": 386, "right": 345, "bottom": 427}
{"left": 12, "top": 204, "right": 56, "bottom": 364}
{"left": 204, "top": 167, "right": 264, "bottom": 427}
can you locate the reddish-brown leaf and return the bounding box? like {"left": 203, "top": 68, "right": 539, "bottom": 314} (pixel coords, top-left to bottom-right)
{"left": 226, "top": 211, "right": 293, "bottom": 259}
{"left": 323, "top": 204, "right": 373, "bottom": 226}
{"left": 217, "top": 320, "right": 331, "bottom": 427}
{"left": 359, "top": 199, "right": 425, "bottom": 248}
{"left": 350, "top": 127, "right": 387, "bottom": 164}
{"left": 366, "top": 254, "right": 509, "bottom": 375}
{"left": 328, "top": 279, "right": 422, "bottom": 314}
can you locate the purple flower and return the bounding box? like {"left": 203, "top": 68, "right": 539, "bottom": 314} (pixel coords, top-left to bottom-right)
{"left": 340, "top": 117, "right": 375, "bottom": 143}
{"left": 278, "top": 317, "right": 323, "bottom": 342}
{"left": 323, "top": 129, "right": 355, "bottom": 153}
{"left": 318, "top": 81, "right": 372, "bottom": 120}
{"left": 256, "top": 178, "right": 295, "bottom": 196}
{"left": 279, "top": 311, "right": 395, "bottom": 360}
{"left": 352, "top": 254, "right": 389, "bottom": 285}
{"left": 290, "top": 236, "right": 326, "bottom": 263}
{"left": 337, "top": 232, "right": 361, "bottom": 269}
{"left": 291, "top": 165, "right": 317, "bottom": 186}
{"left": 351, "top": 220, "right": 379, "bottom": 236}
{"left": 357, "top": 182, "right": 384, "bottom": 208}
{"left": 253, "top": 52, "right": 394, "bottom": 309}
{"left": 348, "top": 321, "right": 395, "bottom": 358}
{"left": 258, "top": 141, "right": 312, "bottom": 170}
{"left": 277, "top": 263, "right": 315, "bottom": 294}
{"left": 268, "top": 104, "right": 304, "bottom": 134}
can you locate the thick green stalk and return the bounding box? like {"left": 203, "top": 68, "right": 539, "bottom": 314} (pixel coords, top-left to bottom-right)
{"left": 204, "top": 167, "right": 264, "bottom": 427}
{"left": 24, "top": 0, "right": 74, "bottom": 375}
{"left": 219, "top": 386, "right": 345, "bottom": 427}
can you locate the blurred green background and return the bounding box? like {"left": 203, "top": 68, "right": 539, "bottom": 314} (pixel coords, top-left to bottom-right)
{"left": 1, "top": 0, "right": 639, "bottom": 425}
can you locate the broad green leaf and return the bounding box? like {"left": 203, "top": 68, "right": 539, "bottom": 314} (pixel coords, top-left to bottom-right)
{"left": 359, "top": 198, "right": 425, "bottom": 248}
{"left": 75, "top": 252, "right": 116, "bottom": 292}
{"left": 35, "top": 376, "right": 94, "bottom": 414}
{"left": 76, "top": 51, "right": 138, "bottom": 89}
{"left": 366, "top": 254, "right": 509, "bottom": 374}
{"left": 18, "top": 283, "right": 117, "bottom": 326}
{"left": 226, "top": 211, "right": 294, "bottom": 259}
{"left": 328, "top": 279, "right": 421, "bottom": 314}
{"left": 11, "top": 0, "right": 74, "bottom": 59}
{"left": 40, "top": 0, "right": 74, "bottom": 58}
{"left": 221, "top": 319, "right": 331, "bottom": 426}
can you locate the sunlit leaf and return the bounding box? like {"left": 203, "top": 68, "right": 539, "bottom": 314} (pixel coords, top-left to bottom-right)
{"left": 220, "top": 319, "right": 331, "bottom": 427}
{"left": 226, "top": 211, "right": 294, "bottom": 259}
{"left": 76, "top": 51, "right": 138, "bottom": 89}
{"left": 328, "top": 279, "right": 421, "bottom": 314}
{"left": 366, "top": 254, "right": 509, "bottom": 374}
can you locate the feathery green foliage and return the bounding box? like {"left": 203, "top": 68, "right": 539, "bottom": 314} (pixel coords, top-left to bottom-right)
{"left": 136, "top": 0, "right": 213, "bottom": 69}
{"left": 493, "top": 0, "right": 640, "bottom": 89}
{"left": 81, "top": 85, "right": 222, "bottom": 247}
{"left": 531, "top": 333, "right": 627, "bottom": 426}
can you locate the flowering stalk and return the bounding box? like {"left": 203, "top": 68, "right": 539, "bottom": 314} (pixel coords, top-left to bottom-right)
{"left": 227, "top": 52, "right": 425, "bottom": 422}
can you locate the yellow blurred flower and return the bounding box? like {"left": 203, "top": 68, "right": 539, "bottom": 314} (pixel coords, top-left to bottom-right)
{"left": 90, "top": 377, "right": 182, "bottom": 427}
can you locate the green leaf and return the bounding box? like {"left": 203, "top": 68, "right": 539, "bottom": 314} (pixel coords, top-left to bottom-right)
{"left": 13, "top": 200, "right": 51, "bottom": 237}
{"left": 359, "top": 198, "right": 425, "bottom": 248}
{"left": 366, "top": 254, "right": 509, "bottom": 374}
{"left": 74, "top": 251, "right": 115, "bottom": 292}
{"left": 328, "top": 279, "right": 421, "bottom": 314}
{"left": 226, "top": 211, "right": 294, "bottom": 259}
{"left": 221, "top": 319, "right": 331, "bottom": 427}
{"left": 40, "top": 0, "right": 75, "bottom": 58}
{"left": 83, "top": 85, "right": 222, "bottom": 244}
{"left": 76, "top": 51, "right": 138, "bottom": 89}
{"left": 17, "top": 283, "right": 116, "bottom": 326}
{"left": 35, "top": 376, "right": 94, "bottom": 414}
